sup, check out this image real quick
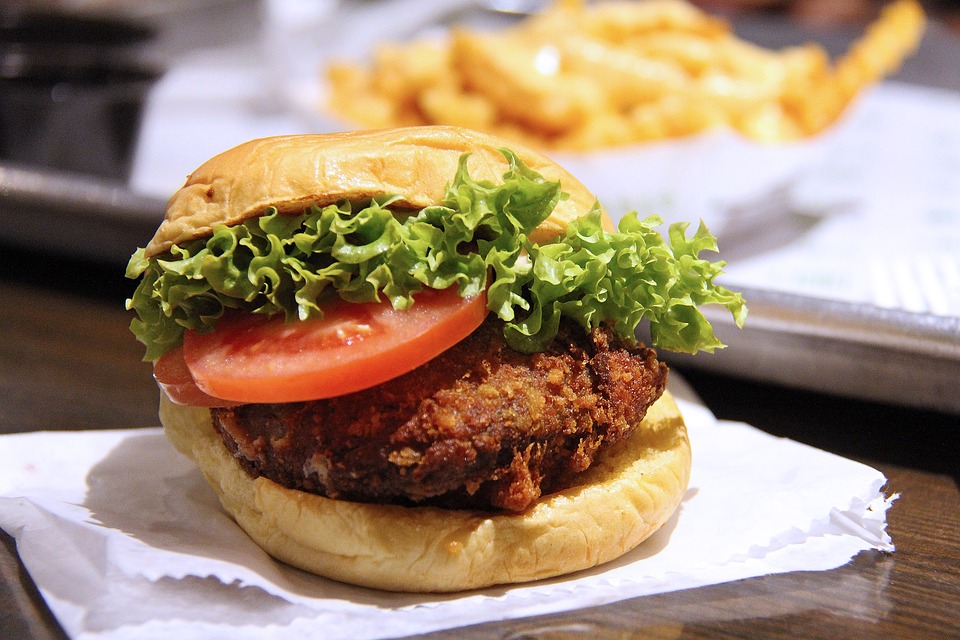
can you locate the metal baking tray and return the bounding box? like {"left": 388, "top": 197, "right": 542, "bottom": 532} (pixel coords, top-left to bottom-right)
{"left": 657, "top": 287, "right": 960, "bottom": 415}
{"left": 0, "top": 162, "right": 165, "bottom": 262}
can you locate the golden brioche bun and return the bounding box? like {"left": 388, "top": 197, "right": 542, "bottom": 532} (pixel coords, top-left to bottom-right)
{"left": 145, "top": 126, "right": 604, "bottom": 258}
{"left": 160, "top": 390, "right": 690, "bottom": 592}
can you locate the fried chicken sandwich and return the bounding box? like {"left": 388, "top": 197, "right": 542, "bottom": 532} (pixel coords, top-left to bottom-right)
{"left": 126, "top": 126, "right": 745, "bottom": 592}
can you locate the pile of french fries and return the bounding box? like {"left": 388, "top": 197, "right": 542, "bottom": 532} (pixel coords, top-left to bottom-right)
{"left": 325, "top": 0, "right": 925, "bottom": 150}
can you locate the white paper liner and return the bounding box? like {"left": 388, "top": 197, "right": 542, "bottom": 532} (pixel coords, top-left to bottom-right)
{"left": 1, "top": 386, "right": 895, "bottom": 640}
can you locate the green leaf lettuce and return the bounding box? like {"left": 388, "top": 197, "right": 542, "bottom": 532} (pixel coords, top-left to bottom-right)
{"left": 126, "top": 150, "right": 746, "bottom": 361}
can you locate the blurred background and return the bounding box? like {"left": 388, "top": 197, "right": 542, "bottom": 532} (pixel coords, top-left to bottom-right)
{"left": 2, "top": 0, "right": 957, "bottom": 191}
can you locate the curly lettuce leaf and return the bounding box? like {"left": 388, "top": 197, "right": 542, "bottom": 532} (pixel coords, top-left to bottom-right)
{"left": 501, "top": 210, "right": 747, "bottom": 354}
{"left": 126, "top": 150, "right": 745, "bottom": 361}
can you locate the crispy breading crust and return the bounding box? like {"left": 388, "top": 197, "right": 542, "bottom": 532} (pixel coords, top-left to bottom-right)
{"left": 211, "top": 319, "right": 668, "bottom": 512}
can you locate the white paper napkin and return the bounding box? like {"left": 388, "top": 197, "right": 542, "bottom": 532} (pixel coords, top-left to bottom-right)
{"left": 0, "top": 382, "right": 895, "bottom": 640}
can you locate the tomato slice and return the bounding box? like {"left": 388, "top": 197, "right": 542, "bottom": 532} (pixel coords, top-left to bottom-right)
{"left": 153, "top": 346, "right": 241, "bottom": 407}
{"left": 182, "top": 287, "right": 488, "bottom": 404}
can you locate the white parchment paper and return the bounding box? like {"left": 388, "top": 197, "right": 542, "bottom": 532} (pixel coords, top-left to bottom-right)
{"left": 0, "top": 383, "right": 895, "bottom": 640}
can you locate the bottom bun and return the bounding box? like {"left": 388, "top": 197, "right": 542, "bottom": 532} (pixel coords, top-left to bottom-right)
{"left": 160, "top": 390, "right": 691, "bottom": 593}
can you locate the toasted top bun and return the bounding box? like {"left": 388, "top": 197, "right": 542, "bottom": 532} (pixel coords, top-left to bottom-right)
{"left": 160, "top": 390, "right": 691, "bottom": 593}
{"left": 145, "top": 126, "right": 604, "bottom": 258}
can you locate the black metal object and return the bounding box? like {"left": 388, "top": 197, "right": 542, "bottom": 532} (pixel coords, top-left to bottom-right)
{"left": 0, "top": 10, "right": 162, "bottom": 181}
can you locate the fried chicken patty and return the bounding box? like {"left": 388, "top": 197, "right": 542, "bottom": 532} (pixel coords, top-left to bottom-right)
{"left": 211, "top": 318, "right": 668, "bottom": 512}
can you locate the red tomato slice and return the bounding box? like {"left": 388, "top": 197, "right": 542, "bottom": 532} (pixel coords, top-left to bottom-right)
{"left": 153, "top": 346, "right": 241, "bottom": 407}
{"left": 182, "top": 287, "right": 488, "bottom": 404}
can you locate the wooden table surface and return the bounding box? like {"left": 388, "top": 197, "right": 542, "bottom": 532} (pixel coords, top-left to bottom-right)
{"left": 2, "top": 245, "right": 959, "bottom": 640}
